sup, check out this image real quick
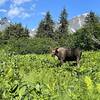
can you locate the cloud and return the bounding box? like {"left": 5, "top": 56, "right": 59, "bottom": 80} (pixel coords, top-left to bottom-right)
{"left": 21, "top": 12, "right": 30, "bottom": 19}
{"left": 11, "top": 0, "right": 32, "bottom": 5}
{"left": 0, "top": 9, "right": 7, "bottom": 12}
{"left": 8, "top": 6, "right": 23, "bottom": 18}
{"left": 40, "top": 12, "right": 46, "bottom": 16}
{"left": 7, "top": 0, "right": 37, "bottom": 19}
{"left": 0, "top": 0, "right": 7, "bottom": 5}
{"left": 7, "top": 5, "right": 30, "bottom": 19}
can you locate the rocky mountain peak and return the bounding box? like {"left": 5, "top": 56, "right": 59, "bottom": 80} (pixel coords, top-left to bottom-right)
{"left": 0, "top": 17, "right": 11, "bottom": 31}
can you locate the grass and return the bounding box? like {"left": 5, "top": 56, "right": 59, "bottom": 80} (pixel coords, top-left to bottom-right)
{"left": 0, "top": 49, "right": 100, "bottom": 100}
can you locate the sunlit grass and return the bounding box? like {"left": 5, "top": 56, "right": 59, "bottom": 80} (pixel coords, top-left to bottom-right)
{"left": 0, "top": 50, "right": 100, "bottom": 99}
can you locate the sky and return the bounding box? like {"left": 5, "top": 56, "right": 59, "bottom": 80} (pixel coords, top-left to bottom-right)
{"left": 0, "top": 0, "right": 100, "bottom": 29}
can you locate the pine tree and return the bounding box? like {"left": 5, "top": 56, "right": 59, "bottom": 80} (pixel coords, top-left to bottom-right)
{"left": 3, "top": 23, "right": 29, "bottom": 40}
{"left": 84, "top": 11, "right": 100, "bottom": 49}
{"left": 44, "top": 11, "right": 54, "bottom": 37}
{"left": 53, "top": 8, "right": 69, "bottom": 45}
{"left": 58, "top": 8, "right": 68, "bottom": 36}
{"left": 85, "top": 11, "right": 99, "bottom": 34}
{"left": 36, "top": 20, "right": 45, "bottom": 37}
{"left": 75, "top": 11, "right": 100, "bottom": 50}
{"left": 36, "top": 11, "right": 54, "bottom": 38}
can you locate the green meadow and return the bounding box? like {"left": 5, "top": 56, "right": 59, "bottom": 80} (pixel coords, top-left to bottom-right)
{"left": 0, "top": 49, "right": 100, "bottom": 100}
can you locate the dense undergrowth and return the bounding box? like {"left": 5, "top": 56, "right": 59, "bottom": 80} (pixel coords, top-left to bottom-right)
{"left": 0, "top": 49, "right": 100, "bottom": 100}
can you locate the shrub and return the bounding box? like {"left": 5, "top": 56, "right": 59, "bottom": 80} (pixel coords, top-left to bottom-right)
{"left": 7, "top": 37, "right": 59, "bottom": 54}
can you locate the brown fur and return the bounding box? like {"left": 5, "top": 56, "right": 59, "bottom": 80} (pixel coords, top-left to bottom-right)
{"left": 51, "top": 47, "right": 82, "bottom": 66}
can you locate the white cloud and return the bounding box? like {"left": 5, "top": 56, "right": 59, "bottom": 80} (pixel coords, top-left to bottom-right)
{"left": 40, "top": 12, "right": 46, "bottom": 16}
{"left": 8, "top": 6, "right": 23, "bottom": 18}
{"left": 21, "top": 12, "right": 30, "bottom": 19}
{"left": 7, "top": 6, "right": 30, "bottom": 19}
{"left": 0, "top": 9, "right": 7, "bottom": 12}
{"left": 12, "top": 0, "right": 32, "bottom": 5}
{"left": 7, "top": 0, "right": 37, "bottom": 19}
{"left": 0, "top": 0, "right": 7, "bottom": 5}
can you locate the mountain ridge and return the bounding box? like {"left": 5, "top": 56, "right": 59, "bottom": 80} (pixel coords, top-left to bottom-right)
{"left": 30, "top": 13, "right": 88, "bottom": 37}
{"left": 0, "top": 13, "right": 88, "bottom": 36}
{"left": 0, "top": 17, "right": 11, "bottom": 31}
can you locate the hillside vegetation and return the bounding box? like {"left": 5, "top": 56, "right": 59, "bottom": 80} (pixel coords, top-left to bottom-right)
{"left": 0, "top": 9, "right": 100, "bottom": 100}
{"left": 0, "top": 49, "right": 100, "bottom": 100}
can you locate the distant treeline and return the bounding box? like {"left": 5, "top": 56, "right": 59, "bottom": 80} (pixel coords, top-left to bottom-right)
{"left": 0, "top": 8, "right": 100, "bottom": 54}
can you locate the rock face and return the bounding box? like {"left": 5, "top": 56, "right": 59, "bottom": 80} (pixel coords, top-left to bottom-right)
{"left": 30, "top": 13, "right": 88, "bottom": 37}
{"left": 0, "top": 13, "right": 88, "bottom": 36}
{"left": 0, "top": 17, "right": 11, "bottom": 31}
{"left": 29, "top": 28, "right": 37, "bottom": 37}
{"left": 68, "top": 13, "right": 88, "bottom": 33}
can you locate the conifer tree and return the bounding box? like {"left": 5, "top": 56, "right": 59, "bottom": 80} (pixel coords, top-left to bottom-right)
{"left": 3, "top": 23, "right": 29, "bottom": 40}
{"left": 84, "top": 11, "right": 100, "bottom": 49}
{"left": 85, "top": 11, "right": 99, "bottom": 34}
{"left": 36, "top": 11, "right": 54, "bottom": 38}
{"left": 36, "top": 20, "right": 45, "bottom": 37}
{"left": 75, "top": 11, "right": 100, "bottom": 50}
{"left": 58, "top": 8, "right": 68, "bottom": 36}
{"left": 54, "top": 8, "right": 69, "bottom": 45}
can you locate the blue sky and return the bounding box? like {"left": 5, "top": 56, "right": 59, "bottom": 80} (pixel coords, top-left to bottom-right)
{"left": 0, "top": 0, "right": 100, "bottom": 29}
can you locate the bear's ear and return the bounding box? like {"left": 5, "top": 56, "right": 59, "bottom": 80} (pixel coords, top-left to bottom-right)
{"left": 55, "top": 48, "right": 58, "bottom": 53}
